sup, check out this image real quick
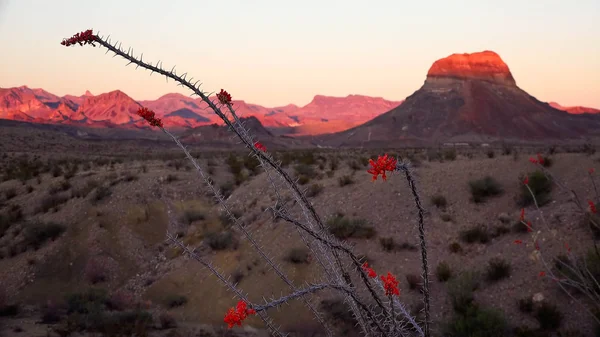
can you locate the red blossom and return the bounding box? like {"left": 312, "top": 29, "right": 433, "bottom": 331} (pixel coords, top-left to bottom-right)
{"left": 523, "top": 175, "right": 529, "bottom": 185}
{"left": 590, "top": 168, "right": 595, "bottom": 174}
{"left": 519, "top": 208, "right": 525, "bottom": 222}
{"left": 217, "top": 89, "right": 233, "bottom": 105}
{"left": 589, "top": 200, "right": 597, "bottom": 214}
{"left": 361, "top": 262, "right": 377, "bottom": 278}
{"left": 223, "top": 300, "right": 256, "bottom": 329}
{"left": 136, "top": 107, "right": 163, "bottom": 128}
{"left": 254, "top": 141, "right": 267, "bottom": 152}
{"left": 565, "top": 243, "right": 571, "bottom": 253}
{"left": 526, "top": 221, "right": 533, "bottom": 232}
{"left": 539, "top": 271, "right": 546, "bottom": 277}
{"left": 367, "top": 154, "right": 397, "bottom": 181}
{"left": 61, "top": 29, "right": 97, "bottom": 47}
{"left": 537, "top": 154, "right": 544, "bottom": 165}
{"left": 380, "top": 272, "right": 400, "bottom": 296}
{"left": 529, "top": 157, "right": 538, "bottom": 164}
{"left": 535, "top": 240, "right": 540, "bottom": 251}
{"left": 514, "top": 240, "right": 523, "bottom": 244}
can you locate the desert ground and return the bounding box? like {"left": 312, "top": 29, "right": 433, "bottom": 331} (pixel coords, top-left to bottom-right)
{"left": 0, "top": 128, "right": 599, "bottom": 337}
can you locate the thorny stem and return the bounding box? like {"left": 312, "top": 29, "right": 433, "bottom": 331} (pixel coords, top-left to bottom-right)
{"left": 74, "top": 31, "right": 429, "bottom": 337}
{"left": 396, "top": 161, "right": 431, "bottom": 337}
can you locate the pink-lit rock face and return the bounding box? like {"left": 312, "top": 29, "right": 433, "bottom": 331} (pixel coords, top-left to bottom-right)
{"left": 426, "top": 51, "right": 516, "bottom": 86}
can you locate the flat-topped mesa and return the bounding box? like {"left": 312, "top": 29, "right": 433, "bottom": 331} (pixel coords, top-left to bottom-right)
{"left": 426, "top": 51, "right": 516, "bottom": 86}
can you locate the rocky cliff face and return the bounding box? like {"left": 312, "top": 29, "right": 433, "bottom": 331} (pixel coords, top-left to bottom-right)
{"left": 426, "top": 51, "right": 516, "bottom": 86}
{"left": 314, "top": 51, "right": 600, "bottom": 147}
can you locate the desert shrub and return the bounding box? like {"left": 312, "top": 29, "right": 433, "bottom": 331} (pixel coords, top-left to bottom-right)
{"left": 306, "top": 183, "right": 323, "bottom": 197}
{"left": 181, "top": 209, "right": 206, "bottom": 225}
{"left": 449, "top": 242, "right": 463, "bottom": 254}
{"left": 297, "top": 151, "right": 316, "bottom": 165}
{"left": 37, "top": 193, "right": 71, "bottom": 213}
{"left": 40, "top": 301, "right": 61, "bottom": 324}
{"left": 436, "top": 261, "right": 452, "bottom": 282}
{"left": 443, "top": 148, "right": 457, "bottom": 161}
{"left": 329, "top": 157, "right": 339, "bottom": 171}
{"left": 166, "top": 295, "right": 188, "bottom": 308}
{"left": 23, "top": 221, "right": 66, "bottom": 250}
{"left": 26, "top": 185, "right": 34, "bottom": 193}
{"left": 49, "top": 179, "right": 71, "bottom": 194}
{"left": 459, "top": 225, "right": 489, "bottom": 244}
{"left": 286, "top": 247, "right": 311, "bottom": 264}
{"left": 440, "top": 213, "right": 453, "bottom": 222}
{"left": 320, "top": 298, "right": 358, "bottom": 329}
{"left": 518, "top": 170, "right": 553, "bottom": 206}
{"left": 3, "top": 187, "right": 17, "bottom": 200}
{"left": 492, "top": 225, "right": 511, "bottom": 237}
{"left": 379, "top": 237, "right": 417, "bottom": 252}
{"left": 219, "top": 181, "right": 235, "bottom": 199}
{"left": 406, "top": 273, "right": 423, "bottom": 292}
{"left": 485, "top": 257, "right": 511, "bottom": 282}
{"left": 206, "top": 231, "right": 239, "bottom": 250}
{"left": 469, "top": 176, "right": 503, "bottom": 203}
{"left": 106, "top": 291, "right": 133, "bottom": 311}
{"left": 486, "top": 150, "right": 495, "bottom": 158}
{"left": 122, "top": 171, "right": 139, "bottom": 182}
{"left": 66, "top": 288, "right": 109, "bottom": 314}
{"left": 501, "top": 143, "right": 512, "bottom": 155}
{"left": 218, "top": 209, "right": 243, "bottom": 228}
{"left": 93, "top": 185, "right": 112, "bottom": 203}
{"left": 347, "top": 160, "right": 362, "bottom": 171}
{"left": 243, "top": 154, "right": 261, "bottom": 175}
{"left": 165, "top": 174, "right": 179, "bottom": 183}
{"left": 327, "top": 213, "right": 375, "bottom": 239}
{"left": 430, "top": 194, "right": 447, "bottom": 208}
{"left": 0, "top": 205, "right": 23, "bottom": 237}
{"left": 447, "top": 271, "right": 480, "bottom": 313}
{"left": 518, "top": 297, "right": 534, "bottom": 313}
{"left": 159, "top": 312, "right": 177, "bottom": 329}
{"left": 338, "top": 175, "right": 354, "bottom": 187}
{"left": 84, "top": 258, "right": 109, "bottom": 284}
{"left": 539, "top": 155, "right": 553, "bottom": 168}
{"left": 535, "top": 302, "right": 562, "bottom": 330}
{"left": 444, "top": 305, "right": 509, "bottom": 337}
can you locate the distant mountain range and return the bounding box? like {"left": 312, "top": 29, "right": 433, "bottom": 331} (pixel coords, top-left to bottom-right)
{"left": 0, "top": 86, "right": 403, "bottom": 136}
{"left": 1, "top": 51, "right": 599, "bottom": 145}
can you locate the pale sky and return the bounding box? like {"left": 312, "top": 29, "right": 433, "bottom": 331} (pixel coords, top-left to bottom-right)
{"left": 0, "top": 0, "right": 599, "bottom": 108}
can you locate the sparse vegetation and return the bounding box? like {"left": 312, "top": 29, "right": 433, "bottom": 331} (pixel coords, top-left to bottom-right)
{"left": 460, "top": 225, "right": 490, "bottom": 244}
{"left": 327, "top": 213, "right": 375, "bottom": 239}
{"left": 431, "top": 194, "right": 447, "bottom": 208}
{"left": 286, "top": 247, "right": 311, "bottom": 264}
{"left": 469, "top": 176, "right": 503, "bottom": 203}
{"left": 338, "top": 175, "right": 354, "bottom": 186}
{"left": 436, "top": 261, "right": 452, "bottom": 282}
{"left": 485, "top": 257, "right": 511, "bottom": 282}
{"left": 518, "top": 170, "right": 553, "bottom": 206}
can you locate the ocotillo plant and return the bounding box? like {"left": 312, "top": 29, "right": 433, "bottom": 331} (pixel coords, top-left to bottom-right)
{"left": 62, "top": 29, "right": 431, "bottom": 337}
{"left": 518, "top": 156, "right": 600, "bottom": 325}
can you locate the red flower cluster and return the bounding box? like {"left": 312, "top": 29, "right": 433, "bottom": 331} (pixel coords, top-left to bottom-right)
{"left": 217, "top": 89, "right": 233, "bottom": 105}
{"left": 136, "top": 107, "right": 163, "bottom": 128}
{"left": 224, "top": 300, "right": 256, "bottom": 329}
{"left": 523, "top": 175, "right": 529, "bottom": 185}
{"left": 519, "top": 208, "right": 525, "bottom": 222}
{"left": 254, "top": 141, "right": 266, "bottom": 152}
{"left": 526, "top": 221, "right": 533, "bottom": 232}
{"left": 590, "top": 168, "right": 596, "bottom": 174}
{"left": 529, "top": 154, "right": 545, "bottom": 165}
{"left": 514, "top": 240, "right": 523, "bottom": 244}
{"left": 589, "top": 200, "right": 597, "bottom": 214}
{"left": 361, "top": 262, "right": 377, "bottom": 278}
{"left": 61, "top": 29, "right": 97, "bottom": 47}
{"left": 367, "top": 154, "right": 397, "bottom": 181}
{"left": 381, "top": 272, "right": 400, "bottom": 296}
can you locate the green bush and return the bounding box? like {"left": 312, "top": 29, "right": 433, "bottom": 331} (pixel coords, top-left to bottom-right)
{"left": 444, "top": 305, "right": 509, "bottom": 337}
{"left": 166, "top": 295, "right": 188, "bottom": 308}
{"left": 459, "top": 225, "right": 489, "bottom": 244}
{"left": 469, "top": 176, "right": 503, "bottom": 203}
{"left": 485, "top": 257, "right": 511, "bottom": 282}
{"left": 447, "top": 272, "right": 480, "bottom": 314}
{"left": 24, "top": 221, "right": 66, "bottom": 250}
{"left": 206, "top": 231, "right": 239, "bottom": 251}
{"left": 535, "top": 302, "right": 562, "bottom": 330}
{"left": 286, "top": 247, "right": 311, "bottom": 264}
{"left": 431, "top": 194, "right": 447, "bottom": 208}
{"left": 436, "top": 261, "right": 453, "bottom": 282}
{"left": 518, "top": 170, "right": 553, "bottom": 207}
